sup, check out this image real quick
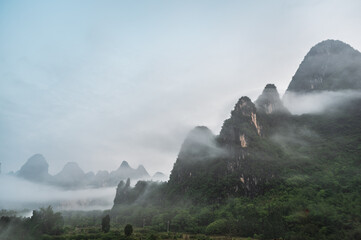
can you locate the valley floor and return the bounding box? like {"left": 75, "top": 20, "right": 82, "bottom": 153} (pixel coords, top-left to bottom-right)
{"left": 40, "top": 227, "right": 258, "bottom": 240}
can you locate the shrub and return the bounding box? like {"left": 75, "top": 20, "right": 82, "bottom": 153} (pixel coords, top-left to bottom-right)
{"left": 205, "top": 219, "right": 228, "bottom": 235}
{"left": 124, "top": 224, "right": 133, "bottom": 236}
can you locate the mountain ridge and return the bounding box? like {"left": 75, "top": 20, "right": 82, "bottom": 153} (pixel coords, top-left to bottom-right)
{"left": 15, "top": 155, "right": 160, "bottom": 189}
{"left": 112, "top": 39, "right": 361, "bottom": 239}
{"left": 286, "top": 39, "right": 361, "bottom": 93}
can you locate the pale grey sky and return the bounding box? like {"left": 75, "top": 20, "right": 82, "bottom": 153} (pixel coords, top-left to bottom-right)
{"left": 1, "top": 0, "right": 361, "bottom": 175}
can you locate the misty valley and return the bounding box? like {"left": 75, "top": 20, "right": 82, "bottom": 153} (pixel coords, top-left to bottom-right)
{"left": 1, "top": 39, "right": 361, "bottom": 240}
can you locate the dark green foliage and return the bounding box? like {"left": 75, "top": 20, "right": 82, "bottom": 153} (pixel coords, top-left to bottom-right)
{"left": 101, "top": 214, "right": 110, "bottom": 233}
{"left": 205, "top": 219, "right": 228, "bottom": 235}
{"left": 171, "top": 210, "right": 197, "bottom": 233}
{"left": 0, "top": 206, "right": 64, "bottom": 239}
{"left": 29, "top": 206, "right": 64, "bottom": 235}
{"left": 0, "top": 216, "right": 10, "bottom": 226}
{"left": 124, "top": 224, "right": 133, "bottom": 236}
{"left": 147, "top": 233, "right": 160, "bottom": 240}
{"left": 61, "top": 210, "right": 104, "bottom": 227}
{"left": 110, "top": 93, "right": 361, "bottom": 239}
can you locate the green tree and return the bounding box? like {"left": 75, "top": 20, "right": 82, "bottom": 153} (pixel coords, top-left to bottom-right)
{"left": 30, "top": 206, "right": 64, "bottom": 235}
{"left": 205, "top": 219, "right": 228, "bottom": 235}
{"left": 124, "top": 224, "right": 133, "bottom": 236}
{"left": 171, "top": 210, "right": 196, "bottom": 232}
{"left": 102, "top": 214, "right": 110, "bottom": 233}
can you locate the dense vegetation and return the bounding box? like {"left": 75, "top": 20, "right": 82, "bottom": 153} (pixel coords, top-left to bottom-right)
{"left": 0, "top": 206, "right": 63, "bottom": 240}
{"left": 110, "top": 95, "right": 361, "bottom": 240}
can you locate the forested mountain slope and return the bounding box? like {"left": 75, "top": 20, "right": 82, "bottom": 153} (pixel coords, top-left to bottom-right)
{"left": 112, "top": 40, "right": 361, "bottom": 240}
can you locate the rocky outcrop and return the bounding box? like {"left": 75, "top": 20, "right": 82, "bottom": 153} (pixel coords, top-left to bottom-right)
{"left": 219, "top": 96, "right": 263, "bottom": 144}
{"left": 218, "top": 95, "right": 285, "bottom": 197}
{"left": 168, "top": 93, "right": 286, "bottom": 199}
{"left": 113, "top": 39, "right": 361, "bottom": 207}
{"left": 255, "top": 84, "right": 289, "bottom": 114}
{"left": 286, "top": 39, "right": 361, "bottom": 93}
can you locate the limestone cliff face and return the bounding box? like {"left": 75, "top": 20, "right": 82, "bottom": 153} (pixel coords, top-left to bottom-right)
{"left": 255, "top": 84, "right": 290, "bottom": 115}
{"left": 218, "top": 95, "right": 285, "bottom": 197}
{"left": 219, "top": 96, "right": 262, "bottom": 144}
{"left": 286, "top": 39, "right": 361, "bottom": 93}
{"left": 113, "top": 39, "right": 361, "bottom": 206}
{"left": 168, "top": 91, "right": 287, "bottom": 199}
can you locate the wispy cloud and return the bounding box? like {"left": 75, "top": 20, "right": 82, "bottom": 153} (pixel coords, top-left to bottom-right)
{"left": 283, "top": 90, "right": 361, "bottom": 115}
{"left": 0, "top": 175, "right": 115, "bottom": 211}
{"left": 1, "top": 0, "right": 361, "bottom": 176}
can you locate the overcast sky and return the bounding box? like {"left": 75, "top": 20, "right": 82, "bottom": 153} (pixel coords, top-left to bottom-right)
{"left": 1, "top": 0, "right": 361, "bottom": 175}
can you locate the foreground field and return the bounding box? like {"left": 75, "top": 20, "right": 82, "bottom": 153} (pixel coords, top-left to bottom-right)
{"left": 41, "top": 227, "right": 258, "bottom": 240}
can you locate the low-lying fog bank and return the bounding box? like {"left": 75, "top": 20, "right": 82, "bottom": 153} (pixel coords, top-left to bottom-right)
{"left": 0, "top": 175, "right": 115, "bottom": 212}
{"left": 283, "top": 90, "right": 361, "bottom": 115}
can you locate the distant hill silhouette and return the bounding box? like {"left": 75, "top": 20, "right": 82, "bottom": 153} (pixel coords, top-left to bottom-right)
{"left": 15, "top": 156, "right": 159, "bottom": 189}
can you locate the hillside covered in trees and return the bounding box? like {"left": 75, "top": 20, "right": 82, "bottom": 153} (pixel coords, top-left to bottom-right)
{"left": 111, "top": 40, "right": 361, "bottom": 240}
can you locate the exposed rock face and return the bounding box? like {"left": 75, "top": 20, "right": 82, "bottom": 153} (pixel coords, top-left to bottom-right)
{"left": 219, "top": 96, "right": 262, "bottom": 143}
{"left": 17, "top": 154, "right": 51, "bottom": 182}
{"left": 286, "top": 39, "right": 361, "bottom": 93}
{"left": 255, "top": 84, "right": 289, "bottom": 114}
{"left": 218, "top": 96, "right": 283, "bottom": 197}
{"left": 239, "top": 134, "right": 247, "bottom": 148}
{"left": 168, "top": 94, "right": 286, "bottom": 198}
{"left": 113, "top": 39, "right": 361, "bottom": 208}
